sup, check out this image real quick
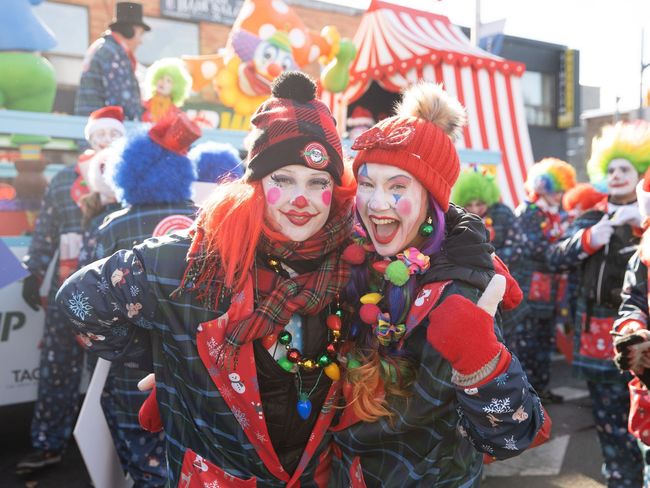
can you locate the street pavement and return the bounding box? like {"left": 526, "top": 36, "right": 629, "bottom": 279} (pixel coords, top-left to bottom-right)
{"left": 0, "top": 357, "right": 607, "bottom": 487}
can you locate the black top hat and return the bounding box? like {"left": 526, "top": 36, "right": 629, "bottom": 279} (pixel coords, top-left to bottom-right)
{"left": 109, "top": 2, "right": 151, "bottom": 31}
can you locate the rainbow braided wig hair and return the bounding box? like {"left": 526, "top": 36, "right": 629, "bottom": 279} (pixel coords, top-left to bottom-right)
{"left": 451, "top": 168, "right": 500, "bottom": 207}
{"left": 524, "top": 157, "right": 576, "bottom": 201}
{"left": 587, "top": 121, "right": 650, "bottom": 185}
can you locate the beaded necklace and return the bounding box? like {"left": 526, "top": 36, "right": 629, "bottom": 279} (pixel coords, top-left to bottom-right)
{"left": 260, "top": 257, "right": 344, "bottom": 420}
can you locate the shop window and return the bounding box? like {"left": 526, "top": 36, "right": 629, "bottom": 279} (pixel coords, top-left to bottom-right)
{"left": 521, "top": 71, "right": 555, "bottom": 127}
{"left": 33, "top": 3, "right": 89, "bottom": 57}
{"left": 138, "top": 17, "right": 199, "bottom": 66}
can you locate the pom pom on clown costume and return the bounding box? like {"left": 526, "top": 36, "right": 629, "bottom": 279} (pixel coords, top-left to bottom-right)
{"left": 547, "top": 122, "right": 650, "bottom": 486}
{"left": 142, "top": 57, "right": 192, "bottom": 123}
{"left": 327, "top": 82, "right": 549, "bottom": 485}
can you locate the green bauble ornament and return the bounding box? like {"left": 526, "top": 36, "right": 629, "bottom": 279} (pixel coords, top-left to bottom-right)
{"left": 385, "top": 260, "right": 410, "bottom": 286}
{"left": 419, "top": 223, "right": 434, "bottom": 237}
{"left": 318, "top": 354, "right": 332, "bottom": 368}
{"left": 278, "top": 330, "right": 292, "bottom": 345}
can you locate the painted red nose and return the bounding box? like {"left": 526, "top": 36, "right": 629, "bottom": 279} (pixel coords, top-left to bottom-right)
{"left": 292, "top": 195, "right": 308, "bottom": 208}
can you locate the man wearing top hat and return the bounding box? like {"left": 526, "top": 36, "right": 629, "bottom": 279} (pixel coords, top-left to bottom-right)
{"left": 74, "top": 2, "right": 150, "bottom": 121}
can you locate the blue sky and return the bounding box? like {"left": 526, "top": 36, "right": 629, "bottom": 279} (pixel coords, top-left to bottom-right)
{"left": 325, "top": 0, "right": 650, "bottom": 112}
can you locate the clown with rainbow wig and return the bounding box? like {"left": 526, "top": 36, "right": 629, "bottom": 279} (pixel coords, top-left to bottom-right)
{"left": 506, "top": 157, "right": 575, "bottom": 407}
{"left": 549, "top": 121, "right": 650, "bottom": 486}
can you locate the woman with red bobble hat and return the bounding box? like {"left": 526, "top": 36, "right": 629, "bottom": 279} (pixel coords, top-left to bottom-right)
{"left": 56, "top": 71, "right": 356, "bottom": 486}
{"left": 330, "top": 82, "right": 550, "bottom": 486}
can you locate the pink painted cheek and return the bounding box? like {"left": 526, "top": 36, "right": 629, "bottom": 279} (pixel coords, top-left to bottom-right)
{"left": 266, "top": 187, "right": 282, "bottom": 205}
{"left": 395, "top": 198, "right": 412, "bottom": 216}
{"left": 321, "top": 190, "right": 332, "bottom": 206}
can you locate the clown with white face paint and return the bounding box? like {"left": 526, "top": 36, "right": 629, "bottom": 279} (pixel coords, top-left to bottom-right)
{"left": 56, "top": 72, "right": 357, "bottom": 484}
{"left": 261, "top": 164, "right": 333, "bottom": 242}
{"left": 333, "top": 82, "right": 549, "bottom": 486}
{"left": 548, "top": 121, "right": 650, "bottom": 487}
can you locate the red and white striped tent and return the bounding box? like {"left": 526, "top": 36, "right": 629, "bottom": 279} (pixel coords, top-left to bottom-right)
{"left": 321, "top": 0, "right": 534, "bottom": 207}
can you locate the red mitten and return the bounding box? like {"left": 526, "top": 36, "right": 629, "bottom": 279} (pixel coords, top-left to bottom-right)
{"left": 492, "top": 255, "right": 523, "bottom": 310}
{"left": 139, "top": 385, "right": 163, "bottom": 433}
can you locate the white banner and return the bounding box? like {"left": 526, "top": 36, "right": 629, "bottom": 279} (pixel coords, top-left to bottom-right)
{"left": 0, "top": 238, "right": 88, "bottom": 406}
{"left": 0, "top": 239, "right": 46, "bottom": 406}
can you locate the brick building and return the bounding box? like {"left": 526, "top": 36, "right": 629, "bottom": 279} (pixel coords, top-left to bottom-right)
{"left": 33, "top": 0, "right": 362, "bottom": 112}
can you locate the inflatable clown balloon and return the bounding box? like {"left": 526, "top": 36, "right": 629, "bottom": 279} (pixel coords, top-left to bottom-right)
{"left": 184, "top": 0, "right": 355, "bottom": 118}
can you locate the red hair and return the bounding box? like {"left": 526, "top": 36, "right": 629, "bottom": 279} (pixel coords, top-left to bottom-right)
{"left": 194, "top": 162, "right": 357, "bottom": 293}
{"left": 561, "top": 182, "right": 607, "bottom": 212}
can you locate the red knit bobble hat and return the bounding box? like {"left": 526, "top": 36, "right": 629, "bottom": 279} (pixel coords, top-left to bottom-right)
{"left": 352, "top": 83, "right": 467, "bottom": 211}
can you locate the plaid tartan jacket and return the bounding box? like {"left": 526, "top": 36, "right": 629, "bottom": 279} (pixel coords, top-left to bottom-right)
{"left": 78, "top": 202, "right": 122, "bottom": 268}
{"left": 23, "top": 166, "right": 83, "bottom": 302}
{"left": 56, "top": 234, "right": 338, "bottom": 487}
{"left": 548, "top": 210, "right": 638, "bottom": 382}
{"left": 331, "top": 281, "right": 546, "bottom": 488}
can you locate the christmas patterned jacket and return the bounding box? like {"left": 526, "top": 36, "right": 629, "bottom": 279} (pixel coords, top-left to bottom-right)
{"left": 509, "top": 201, "right": 567, "bottom": 320}
{"left": 331, "top": 206, "right": 548, "bottom": 487}
{"left": 23, "top": 166, "right": 83, "bottom": 301}
{"left": 56, "top": 233, "right": 340, "bottom": 487}
{"left": 548, "top": 209, "right": 639, "bottom": 382}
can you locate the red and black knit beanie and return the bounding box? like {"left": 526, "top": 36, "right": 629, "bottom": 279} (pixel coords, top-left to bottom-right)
{"left": 244, "top": 71, "right": 343, "bottom": 183}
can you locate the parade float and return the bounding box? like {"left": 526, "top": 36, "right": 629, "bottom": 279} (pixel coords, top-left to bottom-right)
{"left": 320, "top": 0, "right": 533, "bottom": 208}
{"left": 183, "top": 0, "right": 357, "bottom": 130}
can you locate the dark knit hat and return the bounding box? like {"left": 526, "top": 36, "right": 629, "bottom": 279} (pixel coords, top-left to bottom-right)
{"left": 352, "top": 83, "right": 467, "bottom": 211}
{"left": 244, "top": 71, "right": 343, "bottom": 183}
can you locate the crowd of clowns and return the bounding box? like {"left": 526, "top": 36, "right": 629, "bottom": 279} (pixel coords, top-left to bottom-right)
{"left": 14, "top": 63, "right": 650, "bottom": 487}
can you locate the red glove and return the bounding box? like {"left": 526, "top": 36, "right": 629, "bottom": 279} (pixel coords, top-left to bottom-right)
{"left": 139, "top": 385, "right": 163, "bottom": 433}
{"left": 492, "top": 255, "right": 523, "bottom": 310}
{"left": 427, "top": 294, "right": 507, "bottom": 377}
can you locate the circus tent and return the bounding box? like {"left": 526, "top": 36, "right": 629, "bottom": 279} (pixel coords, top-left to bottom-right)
{"left": 321, "top": 0, "right": 534, "bottom": 207}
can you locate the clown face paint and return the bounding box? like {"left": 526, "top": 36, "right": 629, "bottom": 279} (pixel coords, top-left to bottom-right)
{"left": 262, "top": 164, "right": 333, "bottom": 242}
{"left": 607, "top": 158, "right": 639, "bottom": 203}
{"left": 88, "top": 128, "right": 123, "bottom": 151}
{"left": 156, "top": 75, "right": 174, "bottom": 97}
{"left": 465, "top": 199, "right": 488, "bottom": 218}
{"left": 356, "top": 163, "right": 428, "bottom": 257}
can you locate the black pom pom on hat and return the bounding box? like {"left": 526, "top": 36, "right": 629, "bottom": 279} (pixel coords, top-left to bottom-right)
{"left": 271, "top": 71, "right": 316, "bottom": 103}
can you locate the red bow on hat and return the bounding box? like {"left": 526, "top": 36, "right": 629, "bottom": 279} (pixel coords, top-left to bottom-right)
{"left": 351, "top": 123, "right": 416, "bottom": 151}
{"left": 148, "top": 112, "right": 202, "bottom": 155}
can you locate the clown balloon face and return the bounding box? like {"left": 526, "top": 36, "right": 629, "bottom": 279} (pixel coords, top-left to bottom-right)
{"left": 607, "top": 158, "right": 639, "bottom": 200}
{"left": 356, "top": 163, "right": 429, "bottom": 257}
{"left": 261, "top": 164, "right": 333, "bottom": 242}
{"left": 254, "top": 41, "right": 295, "bottom": 81}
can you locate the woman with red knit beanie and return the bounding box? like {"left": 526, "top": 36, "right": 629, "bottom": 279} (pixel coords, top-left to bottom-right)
{"left": 331, "top": 83, "right": 551, "bottom": 486}
{"left": 55, "top": 72, "right": 357, "bottom": 486}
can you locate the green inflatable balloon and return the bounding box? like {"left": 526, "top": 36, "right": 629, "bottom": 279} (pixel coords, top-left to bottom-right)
{"left": 321, "top": 39, "right": 357, "bottom": 94}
